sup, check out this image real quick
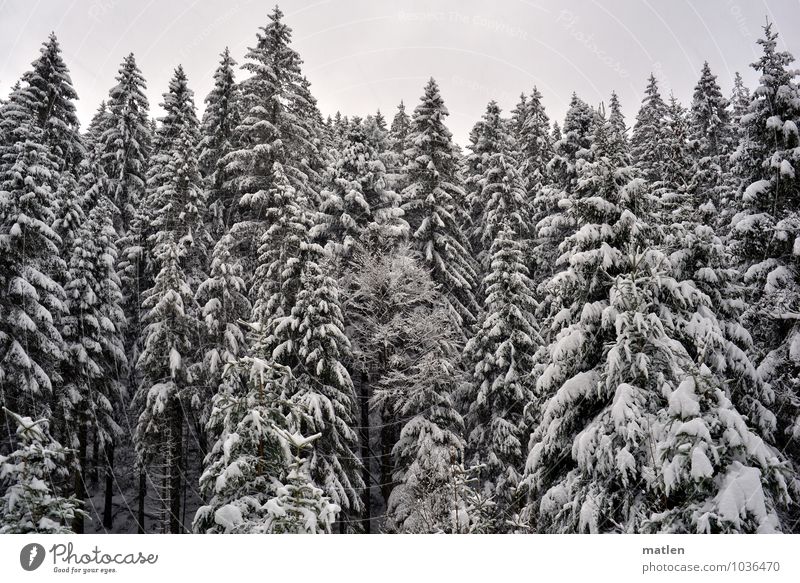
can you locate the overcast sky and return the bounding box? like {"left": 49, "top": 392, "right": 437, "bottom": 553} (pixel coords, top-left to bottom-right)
{"left": 1, "top": 0, "right": 799, "bottom": 144}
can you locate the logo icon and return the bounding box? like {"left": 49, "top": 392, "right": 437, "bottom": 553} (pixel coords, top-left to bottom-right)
{"left": 20, "top": 543, "right": 46, "bottom": 571}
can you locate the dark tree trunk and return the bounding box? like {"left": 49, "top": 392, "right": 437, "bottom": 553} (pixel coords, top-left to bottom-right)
{"left": 379, "top": 417, "right": 396, "bottom": 507}
{"left": 90, "top": 431, "right": 100, "bottom": 488}
{"left": 360, "top": 370, "right": 371, "bottom": 534}
{"left": 168, "top": 397, "right": 183, "bottom": 534}
{"left": 72, "top": 421, "right": 87, "bottom": 533}
{"left": 103, "top": 442, "right": 115, "bottom": 529}
{"left": 137, "top": 468, "right": 146, "bottom": 534}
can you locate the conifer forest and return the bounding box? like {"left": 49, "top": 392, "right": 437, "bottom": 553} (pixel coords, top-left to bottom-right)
{"left": 2, "top": 5, "right": 800, "bottom": 535}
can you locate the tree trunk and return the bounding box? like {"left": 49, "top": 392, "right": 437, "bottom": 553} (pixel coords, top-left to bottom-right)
{"left": 90, "top": 430, "right": 99, "bottom": 488}
{"left": 137, "top": 468, "right": 146, "bottom": 534}
{"left": 360, "top": 370, "right": 371, "bottom": 534}
{"left": 72, "top": 421, "right": 87, "bottom": 533}
{"left": 169, "top": 397, "right": 183, "bottom": 534}
{"left": 103, "top": 443, "right": 115, "bottom": 529}
{"left": 379, "top": 416, "right": 396, "bottom": 507}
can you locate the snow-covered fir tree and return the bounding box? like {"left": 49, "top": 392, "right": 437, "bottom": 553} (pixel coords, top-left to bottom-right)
{"left": 467, "top": 101, "right": 530, "bottom": 272}
{"left": 729, "top": 23, "right": 800, "bottom": 463}
{"left": 199, "top": 48, "right": 240, "bottom": 238}
{"left": 314, "top": 119, "right": 406, "bottom": 261}
{"left": 685, "top": 62, "right": 732, "bottom": 230}
{"left": 58, "top": 157, "right": 126, "bottom": 532}
{"left": 144, "top": 66, "right": 208, "bottom": 289}
{"left": 104, "top": 53, "right": 151, "bottom": 422}
{"left": 0, "top": 116, "right": 66, "bottom": 421}
{"left": 195, "top": 233, "right": 251, "bottom": 442}
{"left": 224, "top": 6, "right": 322, "bottom": 287}
{"left": 0, "top": 409, "right": 85, "bottom": 533}
{"left": 0, "top": 33, "right": 83, "bottom": 178}
{"left": 519, "top": 88, "right": 553, "bottom": 194}
{"left": 278, "top": 238, "right": 365, "bottom": 522}
{"left": 524, "top": 106, "right": 793, "bottom": 533}
{"left": 134, "top": 240, "right": 197, "bottom": 533}
{"left": 387, "top": 100, "right": 411, "bottom": 174}
{"left": 249, "top": 164, "right": 312, "bottom": 361}
{"left": 133, "top": 66, "right": 205, "bottom": 534}
{"left": 532, "top": 93, "right": 594, "bottom": 297}
{"left": 257, "top": 430, "right": 340, "bottom": 534}
{"left": 402, "top": 78, "right": 479, "bottom": 333}
{"left": 364, "top": 110, "right": 389, "bottom": 155}
{"left": 658, "top": 94, "right": 692, "bottom": 216}
{"left": 631, "top": 74, "right": 668, "bottom": 185}
{"left": 100, "top": 53, "right": 151, "bottom": 233}
{"left": 193, "top": 357, "right": 298, "bottom": 533}
{"left": 463, "top": 221, "right": 539, "bottom": 524}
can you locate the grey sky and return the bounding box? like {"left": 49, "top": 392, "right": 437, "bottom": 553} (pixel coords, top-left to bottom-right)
{"left": 1, "top": 0, "right": 799, "bottom": 145}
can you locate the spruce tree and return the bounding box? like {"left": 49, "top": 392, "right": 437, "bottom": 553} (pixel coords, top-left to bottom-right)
{"left": 0, "top": 409, "right": 85, "bottom": 533}
{"left": 402, "top": 78, "right": 479, "bottom": 332}
{"left": 468, "top": 101, "right": 530, "bottom": 271}
{"left": 0, "top": 34, "right": 83, "bottom": 177}
{"left": 134, "top": 240, "right": 196, "bottom": 533}
{"left": 258, "top": 430, "right": 340, "bottom": 534}
{"left": 84, "top": 174, "right": 127, "bottom": 529}
{"left": 250, "top": 164, "right": 312, "bottom": 360}
{"left": 101, "top": 53, "right": 151, "bottom": 233}
{"left": 532, "top": 93, "right": 594, "bottom": 296}
{"left": 105, "top": 54, "right": 151, "bottom": 428}
{"left": 133, "top": 67, "right": 205, "bottom": 533}
{"left": 199, "top": 48, "right": 240, "bottom": 237}
{"left": 224, "top": 6, "right": 322, "bottom": 288}
{"left": 463, "top": 221, "right": 538, "bottom": 520}
{"left": 524, "top": 106, "right": 792, "bottom": 533}
{"left": 59, "top": 158, "right": 127, "bottom": 532}
{"left": 723, "top": 72, "right": 752, "bottom": 228}
{"left": 314, "top": 120, "right": 406, "bottom": 261}
{"left": 0, "top": 117, "right": 66, "bottom": 421}
{"left": 387, "top": 100, "right": 411, "bottom": 174}
{"left": 193, "top": 357, "right": 299, "bottom": 533}
{"left": 659, "top": 94, "right": 692, "bottom": 215}
{"left": 519, "top": 87, "right": 552, "bottom": 196}
{"left": 274, "top": 237, "right": 365, "bottom": 520}
{"left": 631, "top": 74, "right": 667, "bottom": 184}
{"left": 195, "top": 233, "right": 251, "bottom": 439}
{"left": 729, "top": 23, "right": 800, "bottom": 461}
{"left": 689, "top": 62, "right": 732, "bottom": 163}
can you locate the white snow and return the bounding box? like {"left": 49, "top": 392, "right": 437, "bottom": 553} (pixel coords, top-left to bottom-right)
{"left": 788, "top": 330, "right": 800, "bottom": 364}
{"left": 213, "top": 504, "right": 244, "bottom": 533}
{"left": 690, "top": 446, "right": 714, "bottom": 480}
{"left": 713, "top": 462, "right": 779, "bottom": 533}
{"left": 668, "top": 378, "right": 701, "bottom": 419}
{"left": 742, "top": 180, "right": 770, "bottom": 203}
{"left": 169, "top": 347, "right": 182, "bottom": 377}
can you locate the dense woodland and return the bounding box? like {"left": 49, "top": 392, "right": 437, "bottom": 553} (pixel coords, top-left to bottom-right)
{"left": 1, "top": 7, "right": 799, "bottom": 534}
